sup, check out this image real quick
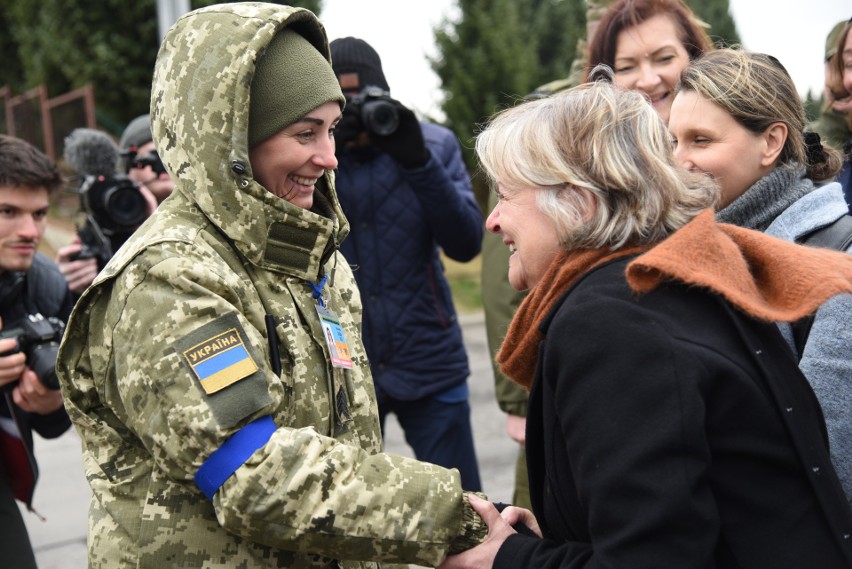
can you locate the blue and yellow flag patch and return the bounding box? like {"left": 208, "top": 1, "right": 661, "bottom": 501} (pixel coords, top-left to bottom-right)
{"left": 174, "top": 312, "right": 272, "bottom": 428}
{"left": 183, "top": 328, "right": 259, "bottom": 394}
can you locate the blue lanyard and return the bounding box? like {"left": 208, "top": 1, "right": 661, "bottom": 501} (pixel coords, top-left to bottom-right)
{"left": 310, "top": 274, "right": 329, "bottom": 307}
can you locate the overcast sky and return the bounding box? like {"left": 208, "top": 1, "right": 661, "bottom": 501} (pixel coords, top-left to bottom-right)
{"left": 320, "top": 0, "right": 850, "bottom": 120}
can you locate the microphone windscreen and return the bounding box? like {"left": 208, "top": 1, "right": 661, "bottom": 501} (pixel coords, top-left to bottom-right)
{"left": 63, "top": 128, "right": 120, "bottom": 178}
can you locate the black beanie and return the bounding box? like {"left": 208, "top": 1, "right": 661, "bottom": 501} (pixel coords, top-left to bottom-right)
{"left": 330, "top": 37, "right": 390, "bottom": 92}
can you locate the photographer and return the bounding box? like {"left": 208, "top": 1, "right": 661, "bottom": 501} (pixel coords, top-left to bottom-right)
{"left": 0, "top": 135, "right": 72, "bottom": 569}
{"left": 56, "top": 115, "right": 172, "bottom": 294}
{"left": 330, "top": 37, "right": 484, "bottom": 491}
{"left": 119, "top": 113, "right": 174, "bottom": 205}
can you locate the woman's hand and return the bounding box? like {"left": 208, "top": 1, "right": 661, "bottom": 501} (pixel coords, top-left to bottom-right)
{"left": 500, "top": 505, "right": 541, "bottom": 538}
{"left": 439, "top": 494, "right": 518, "bottom": 569}
{"left": 506, "top": 414, "right": 526, "bottom": 447}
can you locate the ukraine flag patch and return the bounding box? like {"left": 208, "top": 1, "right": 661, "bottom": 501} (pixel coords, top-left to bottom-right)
{"left": 184, "top": 328, "right": 259, "bottom": 394}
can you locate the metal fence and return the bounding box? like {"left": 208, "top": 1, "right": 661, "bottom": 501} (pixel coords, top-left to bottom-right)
{"left": 0, "top": 84, "right": 96, "bottom": 161}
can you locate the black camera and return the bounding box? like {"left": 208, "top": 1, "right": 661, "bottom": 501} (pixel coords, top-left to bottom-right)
{"left": 62, "top": 128, "right": 151, "bottom": 269}
{"left": 72, "top": 174, "right": 148, "bottom": 269}
{"left": 0, "top": 313, "right": 66, "bottom": 391}
{"left": 347, "top": 86, "right": 400, "bottom": 136}
{"left": 79, "top": 174, "right": 148, "bottom": 231}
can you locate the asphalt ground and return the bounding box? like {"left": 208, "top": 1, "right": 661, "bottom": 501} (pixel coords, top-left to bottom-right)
{"left": 22, "top": 311, "right": 519, "bottom": 568}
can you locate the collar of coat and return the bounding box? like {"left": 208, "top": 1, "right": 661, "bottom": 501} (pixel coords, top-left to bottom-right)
{"left": 498, "top": 208, "right": 852, "bottom": 389}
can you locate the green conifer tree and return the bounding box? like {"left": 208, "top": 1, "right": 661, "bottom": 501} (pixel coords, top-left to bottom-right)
{"left": 432, "top": 0, "right": 587, "bottom": 208}
{"left": 0, "top": 0, "right": 321, "bottom": 131}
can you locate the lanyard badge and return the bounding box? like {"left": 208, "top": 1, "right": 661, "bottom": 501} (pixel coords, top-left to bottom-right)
{"left": 315, "top": 304, "right": 353, "bottom": 369}
{"left": 311, "top": 273, "right": 353, "bottom": 370}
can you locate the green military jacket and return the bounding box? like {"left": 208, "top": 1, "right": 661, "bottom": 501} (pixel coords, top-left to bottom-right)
{"left": 809, "top": 107, "right": 852, "bottom": 151}
{"left": 57, "top": 4, "right": 483, "bottom": 568}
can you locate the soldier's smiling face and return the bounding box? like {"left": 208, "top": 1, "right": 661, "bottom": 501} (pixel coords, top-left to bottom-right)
{"left": 249, "top": 102, "right": 342, "bottom": 210}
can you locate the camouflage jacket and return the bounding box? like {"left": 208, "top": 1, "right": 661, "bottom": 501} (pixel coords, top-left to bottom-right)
{"left": 56, "top": 4, "right": 484, "bottom": 568}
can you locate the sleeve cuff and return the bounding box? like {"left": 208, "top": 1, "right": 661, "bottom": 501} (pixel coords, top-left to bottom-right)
{"left": 447, "top": 492, "right": 489, "bottom": 555}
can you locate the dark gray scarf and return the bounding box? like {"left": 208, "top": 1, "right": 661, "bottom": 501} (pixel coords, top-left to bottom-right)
{"left": 717, "top": 164, "right": 814, "bottom": 231}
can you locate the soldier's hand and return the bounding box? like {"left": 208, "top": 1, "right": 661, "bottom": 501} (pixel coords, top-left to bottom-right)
{"left": 438, "top": 495, "right": 514, "bottom": 569}
{"left": 13, "top": 368, "right": 64, "bottom": 415}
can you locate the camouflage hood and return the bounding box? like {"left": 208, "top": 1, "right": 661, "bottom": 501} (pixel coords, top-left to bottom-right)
{"left": 148, "top": 3, "right": 347, "bottom": 279}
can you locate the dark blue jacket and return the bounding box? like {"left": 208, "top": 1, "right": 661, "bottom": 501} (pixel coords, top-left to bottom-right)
{"left": 335, "top": 122, "right": 482, "bottom": 401}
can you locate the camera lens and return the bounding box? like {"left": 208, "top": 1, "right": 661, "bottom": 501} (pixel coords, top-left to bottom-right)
{"left": 362, "top": 99, "right": 399, "bottom": 136}
{"left": 103, "top": 182, "right": 148, "bottom": 227}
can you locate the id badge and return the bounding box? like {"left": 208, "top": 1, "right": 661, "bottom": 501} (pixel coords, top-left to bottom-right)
{"left": 315, "top": 304, "right": 353, "bottom": 369}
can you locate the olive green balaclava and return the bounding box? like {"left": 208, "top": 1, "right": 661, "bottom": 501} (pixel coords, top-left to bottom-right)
{"left": 249, "top": 28, "right": 345, "bottom": 147}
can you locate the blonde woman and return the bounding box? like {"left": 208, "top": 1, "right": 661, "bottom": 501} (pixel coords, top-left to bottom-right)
{"left": 669, "top": 48, "right": 852, "bottom": 507}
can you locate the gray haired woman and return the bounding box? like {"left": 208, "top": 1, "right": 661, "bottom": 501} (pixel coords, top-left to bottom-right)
{"left": 441, "top": 76, "right": 852, "bottom": 569}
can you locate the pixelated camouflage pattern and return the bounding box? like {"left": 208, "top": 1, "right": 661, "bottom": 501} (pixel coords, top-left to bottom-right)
{"left": 56, "top": 3, "right": 485, "bottom": 567}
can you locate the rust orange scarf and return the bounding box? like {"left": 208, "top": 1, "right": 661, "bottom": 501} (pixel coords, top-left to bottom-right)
{"left": 498, "top": 209, "right": 852, "bottom": 389}
{"left": 496, "top": 245, "right": 650, "bottom": 389}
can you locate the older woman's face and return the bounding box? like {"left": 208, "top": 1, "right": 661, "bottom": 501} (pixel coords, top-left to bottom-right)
{"left": 485, "top": 184, "right": 562, "bottom": 291}
{"left": 249, "top": 101, "right": 341, "bottom": 210}
{"left": 669, "top": 90, "right": 776, "bottom": 208}
{"left": 613, "top": 14, "right": 691, "bottom": 124}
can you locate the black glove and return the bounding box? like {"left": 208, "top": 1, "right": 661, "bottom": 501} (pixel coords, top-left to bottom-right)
{"left": 333, "top": 103, "right": 363, "bottom": 150}
{"left": 370, "top": 100, "right": 430, "bottom": 169}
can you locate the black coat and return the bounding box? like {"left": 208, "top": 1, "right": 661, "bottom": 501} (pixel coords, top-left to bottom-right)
{"left": 495, "top": 258, "right": 852, "bottom": 569}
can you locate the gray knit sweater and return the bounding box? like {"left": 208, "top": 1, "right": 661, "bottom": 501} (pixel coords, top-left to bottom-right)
{"left": 719, "top": 165, "right": 852, "bottom": 508}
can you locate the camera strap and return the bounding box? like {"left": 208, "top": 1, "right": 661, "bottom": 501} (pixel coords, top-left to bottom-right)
{"left": 0, "top": 391, "right": 39, "bottom": 510}
{"left": 0, "top": 271, "right": 25, "bottom": 310}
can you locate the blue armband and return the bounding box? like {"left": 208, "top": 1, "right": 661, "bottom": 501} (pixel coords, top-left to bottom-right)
{"left": 194, "top": 415, "right": 277, "bottom": 499}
